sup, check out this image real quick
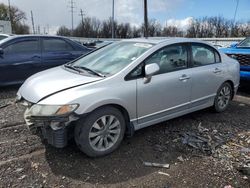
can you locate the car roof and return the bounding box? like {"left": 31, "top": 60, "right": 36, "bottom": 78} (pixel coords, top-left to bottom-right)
{"left": 6, "top": 34, "right": 69, "bottom": 39}
{"left": 122, "top": 37, "right": 211, "bottom": 45}
{"left": 0, "top": 35, "right": 86, "bottom": 48}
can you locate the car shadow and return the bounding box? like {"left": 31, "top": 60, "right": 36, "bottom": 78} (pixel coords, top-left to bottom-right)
{"left": 44, "top": 130, "right": 181, "bottom": 184}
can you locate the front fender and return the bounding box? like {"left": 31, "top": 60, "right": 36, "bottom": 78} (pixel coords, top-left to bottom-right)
{"left": 76, "top": 98, "right": 129, "bottom": 115}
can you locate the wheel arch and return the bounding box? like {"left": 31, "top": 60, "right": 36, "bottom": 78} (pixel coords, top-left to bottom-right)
{"left": 224, "top": 80, "right": 235, "bottom": 99}
{"left": 82, "top": 103, "right": 134, "bottom": 137}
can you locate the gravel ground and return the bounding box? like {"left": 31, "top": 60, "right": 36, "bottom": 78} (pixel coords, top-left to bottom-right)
{"left": 0, "top": 85, "right": 249, "bottom": 188}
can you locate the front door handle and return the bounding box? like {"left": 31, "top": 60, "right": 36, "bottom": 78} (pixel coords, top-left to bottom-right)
{"left": 179, "top": 74, "right": 191, "bottom": 81}
{"left": 213, "top": 68, "right": 222, "bottom": 73}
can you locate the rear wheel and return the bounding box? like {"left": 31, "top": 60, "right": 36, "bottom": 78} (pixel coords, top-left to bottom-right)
{"left": 74, "top": 106, "right": 126, "bottom": 157}
{"left": 214, "top": 82, "right": 232, "bottom": 112}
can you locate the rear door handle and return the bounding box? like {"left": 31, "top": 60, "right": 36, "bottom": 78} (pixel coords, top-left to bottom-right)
{"left": 31, "top": 55, "right": 41, "bottom": 59}
{"left": 179, "top": 74, "right": 191, "bottom": 81}
{"left": 213, "top": 68, "right": 222, "bottom": 73}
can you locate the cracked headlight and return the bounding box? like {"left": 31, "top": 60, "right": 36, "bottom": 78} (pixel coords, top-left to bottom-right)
{"left": 28, "top": 104, "right": 79, "bottom": 116}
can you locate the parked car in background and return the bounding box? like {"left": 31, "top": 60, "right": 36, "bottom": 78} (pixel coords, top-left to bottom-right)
{"left": 0, "top": 35, "right": 91, "bottom": 86}
{"left": 220, "top": 37, "right": 250, "bottom": 81}
{"left": 17, "top": 38, "right": 240, "bottom": 157}
{"left": 213, "top": 44, "right": 223, "bottom": 49}
{"left": 83, "top": 40, "right": 113, "bottom": 49}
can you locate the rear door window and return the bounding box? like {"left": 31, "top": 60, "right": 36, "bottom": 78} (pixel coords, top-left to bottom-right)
{"left": 43, "top": 38, "right": 74, "bottom": 52}
{"left": 191, "top": 44, "right": 220, "bottom": 66}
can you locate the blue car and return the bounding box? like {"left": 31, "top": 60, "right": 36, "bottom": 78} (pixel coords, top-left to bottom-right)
{"left": 0, "top": 35, "right": 91, "bottom": 86}
{"left": 220, "top": 37, "right": 250, "bottom": 81}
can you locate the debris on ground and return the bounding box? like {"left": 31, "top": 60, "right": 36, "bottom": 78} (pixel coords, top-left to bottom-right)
{"left": 181, "top": 129, "right": 227, "bottom": 155}
{"left": 238, "top": 164, "right": 250, "bottom": 176}
{"left": 177, "top": 156, "right": 184, "bottom": 162}
{"left": 143, "top": 162, "right": 170, "bottom": 168}
{"left": 158, "top": 171, "right": 170, "bottom": 176}
{"left": 15, "top": 168, "right": 24, "bottom": 173}
{"left": 197, "top": 123, "right": 209, "bottom": 133}
{"left": 181, "top": 123, "right": 250, "bottom": 179}
{"left": 216, "top": 131, "right": 250, "bottom": 176}
{"left": 224, "top": 185, "right": 234, "bottom": 188}
{"left": 18, "top": 175, "right": 27, "bottom": 180}
{"left": 0, "top": 100, "right": 15, "bottom": 109}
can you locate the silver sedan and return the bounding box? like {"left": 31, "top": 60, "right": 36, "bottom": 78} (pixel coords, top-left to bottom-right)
{"left": 17, "top": 38, "right": 240, "bottom": 157}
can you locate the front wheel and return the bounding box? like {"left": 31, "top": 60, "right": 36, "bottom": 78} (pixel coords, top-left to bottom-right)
{"left": 74, "top": 106, "right": 126, "bottom": 157}
{"left": 214, "top": 82, "right": 232, "bottom": 113}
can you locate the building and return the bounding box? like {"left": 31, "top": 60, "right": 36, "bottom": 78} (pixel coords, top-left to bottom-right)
{"left": 0, "top": 20, "right": 12, "bottom": 34}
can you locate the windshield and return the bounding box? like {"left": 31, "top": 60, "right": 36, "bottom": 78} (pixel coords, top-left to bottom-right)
{"left": 71, "top": 41, "right": 153, "bottom": 76}
{"left": 238, "top": 38, "right": 250, "bottom": 47}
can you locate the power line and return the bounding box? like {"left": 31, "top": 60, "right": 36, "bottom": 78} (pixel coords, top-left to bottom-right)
{"left": 233, "top": 0, "right": 239, "bottom": 25}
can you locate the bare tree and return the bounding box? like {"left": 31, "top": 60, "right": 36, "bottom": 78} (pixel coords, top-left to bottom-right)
{"left": 57, "top": 26, "right": 71, "bottom": 36}
{"left": 57, "top": 15, "right": 250, "bottom": 38}
{"left": 147, "top": 19, "right": 162, "bottom": 37}
{"left": 0, "top": 3, "right": 30, "bottom": 34}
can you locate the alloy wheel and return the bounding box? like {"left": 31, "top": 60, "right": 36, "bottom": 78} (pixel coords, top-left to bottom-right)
{"left": 89, "top": 115, "right": 121, "bottom": 152}
{"left": 217, "top": 85, "right": 231, "bottom": 109}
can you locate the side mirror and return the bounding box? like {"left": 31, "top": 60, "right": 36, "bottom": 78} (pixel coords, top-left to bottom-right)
{"left": 230, "top": 42, "right": 238, "bottom": 48}
{"left": 144, "top": 63, "right": 160, "bottom": 83}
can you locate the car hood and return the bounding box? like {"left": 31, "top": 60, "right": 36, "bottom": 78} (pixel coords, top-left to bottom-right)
{"left": 18, "top": 66, "right": 103, "bottom": 103}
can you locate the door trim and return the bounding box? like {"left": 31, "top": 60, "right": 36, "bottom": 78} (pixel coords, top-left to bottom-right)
{"left": 137, "top": 101, "right": 190, "bottom": 124}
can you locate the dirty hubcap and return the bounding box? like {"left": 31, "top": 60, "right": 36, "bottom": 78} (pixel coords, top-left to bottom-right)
{"left": 217, "top": 85, "right": 231, "bottom": 109}
{"left": 89, "top": 115, "right": 121, "bottom": 151}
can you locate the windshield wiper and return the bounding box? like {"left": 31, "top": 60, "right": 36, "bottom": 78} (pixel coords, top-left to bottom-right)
{"left": 64, "top": 64, "right": 83, "bottom": 73}
{"left": 73, "top": 66, "right": 106, "bottom": 77}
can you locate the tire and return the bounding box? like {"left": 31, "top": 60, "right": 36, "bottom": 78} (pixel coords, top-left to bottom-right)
{"left": 74, "top": 106, "right": 126, "bottom": 157}
{"left": 214, "top": 82, "right": 233, "bottom": 113}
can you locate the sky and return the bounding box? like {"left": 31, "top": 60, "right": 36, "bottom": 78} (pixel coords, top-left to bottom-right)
{"left": 1, "top": 0, "right": 250, "bottom": 34}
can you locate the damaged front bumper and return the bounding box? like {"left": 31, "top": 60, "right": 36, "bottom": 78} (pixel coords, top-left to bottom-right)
{"left": 22, "top": 102, "right": 79, "bottom": 148}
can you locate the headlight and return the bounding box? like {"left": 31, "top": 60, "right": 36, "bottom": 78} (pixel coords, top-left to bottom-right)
{"left": 28, "top": 104, "right": 79, "bottom": 116}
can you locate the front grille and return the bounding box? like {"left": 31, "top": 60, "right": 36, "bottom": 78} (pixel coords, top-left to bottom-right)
{"left": 226, "top": 53, "right": 250, "bottom": 66}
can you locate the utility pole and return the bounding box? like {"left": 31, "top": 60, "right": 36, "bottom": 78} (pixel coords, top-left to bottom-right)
{"left": 144, "top": 0, "right": 148, "bottom": 38}
{"left": 111, "top": 0, "right": 115, "bottom": 38}
{"left": 233, "top": 0, "right": 239, "bottom": 25}
{"left": 47, "top": 24, "right": 50, "bottom": 35}
{"left": 31, "top": 11, "right": 35, "bottom": 34}
{"left": 79, "top": 9, "right": 85, "bottom": 25}
{"left": 79, "top": 9, "right": 85, "bottom": 36}
{"left": 8, "top": 0, "right": 13, "bottom": 32}
{"left": 37, "top": 25, "right": 40, "bottom": 34}
{"left": 69, "top": 0, "right": 76, "bottom": 35}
